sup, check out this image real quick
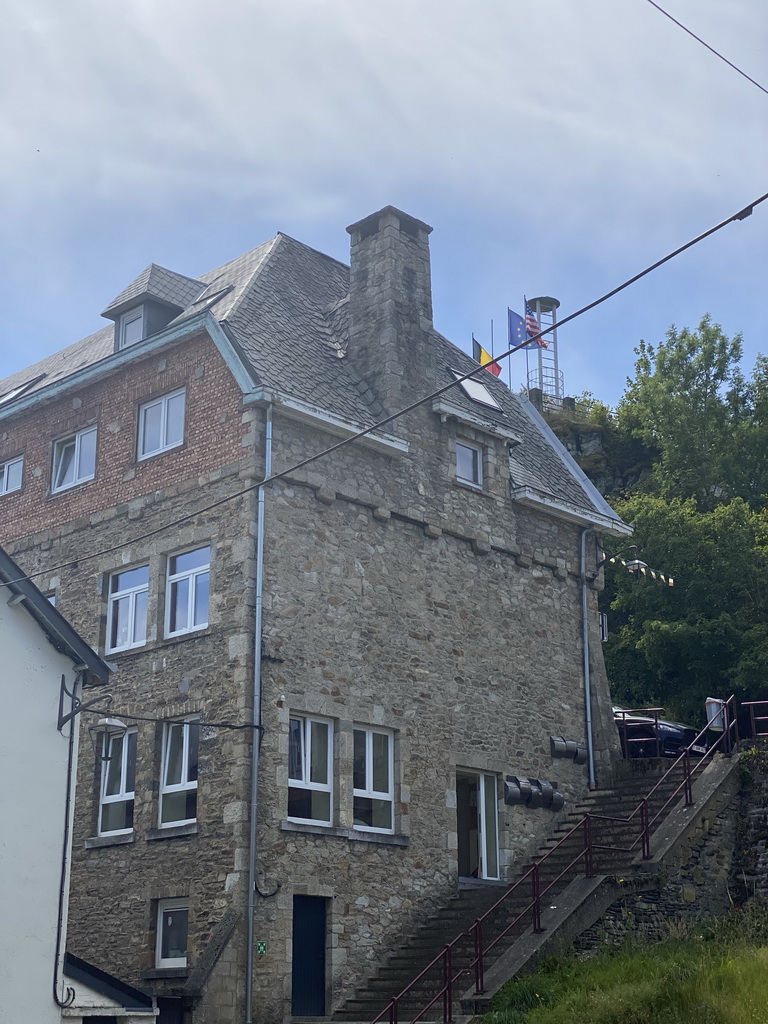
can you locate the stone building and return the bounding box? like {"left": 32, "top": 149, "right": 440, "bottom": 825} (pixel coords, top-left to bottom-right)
{"left": 0, "top": 206, "right": 630, "bottom": 1023}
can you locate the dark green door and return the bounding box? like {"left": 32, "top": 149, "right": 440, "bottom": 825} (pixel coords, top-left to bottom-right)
{"left": 291, "top": 895, "right": 327, "bottom": 1016}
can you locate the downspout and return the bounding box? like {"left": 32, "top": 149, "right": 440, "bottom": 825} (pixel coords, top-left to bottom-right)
{"left": 245, "top": 404, "right": 272, "bottom": 1024}
{"left": 580, "top": 527, "right": 597, "bottom": 790}
{"left": 53, "top": 671, "right": 82, "bottom": 1008}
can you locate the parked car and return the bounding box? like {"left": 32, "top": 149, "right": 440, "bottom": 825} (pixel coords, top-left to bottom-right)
{"left": 613, "top": 707, "right": 709, "bottom": 759}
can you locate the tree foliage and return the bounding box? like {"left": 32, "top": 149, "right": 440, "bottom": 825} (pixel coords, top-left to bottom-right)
{"left": 617, "top": 315, "right": 743, "bottom": 509}
{"left": 569, "top": 315, "right": 768, "bottom": 723}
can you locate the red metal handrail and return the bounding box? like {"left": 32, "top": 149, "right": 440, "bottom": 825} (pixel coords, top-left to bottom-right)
{"left": 369, "top": 694, "right": 742, "bottom": 1024}
{"left": 742, "top": 700, "right": 768, "bottom": 740}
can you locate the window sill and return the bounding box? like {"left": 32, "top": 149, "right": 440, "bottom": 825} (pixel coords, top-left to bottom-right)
{"left": 140, "top": 967, "right": 189, "bottom": 981}
{"left": 453, "top": 479, "right": 497, "bottom": 499}
{"left": 137, "top": 442, "right": 185, "bottom": 463}
{"left": 146, "top": 822, "right": 199, "bottom": 841}
{"left": 280, "top": 820, "right": 409, "bottom": 847}
{"left": 47, "top": 479, "right": 95, "bottom": 499}
{"left": 85, "top": 832, "right": 135, "bottom": 849}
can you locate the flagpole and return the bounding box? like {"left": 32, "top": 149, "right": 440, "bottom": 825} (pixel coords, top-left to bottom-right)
{"left": 506, "top": 310, "right": 513, "bottom": 391}
{"left": 524, "top": 296, "right": 528, "bottom": 395}
{"left": 490, "top": 318, "right": 494, "bottom": 361}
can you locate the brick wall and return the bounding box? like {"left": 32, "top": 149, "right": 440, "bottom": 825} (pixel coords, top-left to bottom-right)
{"left": 0, "top": 331, "right": 249, "bottom": 542}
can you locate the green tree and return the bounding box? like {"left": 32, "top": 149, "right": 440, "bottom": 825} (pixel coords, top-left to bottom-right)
{"left": 603, "top": 495, "right": 768, "bottom": 722}
{"left": 617, "top": 315, "right": 743, "bottom": 509}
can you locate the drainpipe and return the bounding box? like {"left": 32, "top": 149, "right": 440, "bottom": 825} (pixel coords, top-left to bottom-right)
{"left": 580, "top": 527, "right": 596, "bottom": 790}
{"left": 245, "top": 404, "right": 272, "bottom": 1024}
{"left": 53, "top": 671, "right": 82, "bottom": 1009}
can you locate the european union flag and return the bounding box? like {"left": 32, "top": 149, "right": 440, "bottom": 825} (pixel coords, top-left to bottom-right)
{"left": 508, "top": 308, "right": 530, "bottom": 348}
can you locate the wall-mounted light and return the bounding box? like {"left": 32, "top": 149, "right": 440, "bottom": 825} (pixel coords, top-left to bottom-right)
{"left": 88, "top": 717, "right": 127, "bottom": 760}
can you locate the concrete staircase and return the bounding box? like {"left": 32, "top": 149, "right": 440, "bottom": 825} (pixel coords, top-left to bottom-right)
{"left": 329, "top": 761, "right": 689, "bottom": 1024}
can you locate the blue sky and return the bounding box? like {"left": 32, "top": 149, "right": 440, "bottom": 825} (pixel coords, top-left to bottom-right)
{"left": 2, "top": 0, "right": 766, "bottom": 407}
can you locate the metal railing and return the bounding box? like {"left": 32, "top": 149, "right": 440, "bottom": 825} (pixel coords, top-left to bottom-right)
{"left": 742, "top": 700, "right": 768, "bottom": 740}
{"left": 614, "top": 707, "right": 666, "bottom": 758}
{"left": 369, "top": 694, "right": 742, "bottom": 1024}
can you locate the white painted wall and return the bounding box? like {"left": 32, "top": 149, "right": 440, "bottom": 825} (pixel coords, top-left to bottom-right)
{"left": 0, "top": 595, "right": 83, "bottom": 1024}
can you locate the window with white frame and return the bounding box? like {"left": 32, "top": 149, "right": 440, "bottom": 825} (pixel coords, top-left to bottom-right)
{"left": 456, "top": 441, "right": 483, "bottom": 487}
{"left": 138, "top": 388, "right": 186, "bottom": 459}
{"left": 99, "top": 729, "right": 137, "bottom": 835}
{"left": 353, "top": 727, "right": 394, "bottom": 833}
{"left": 52, "top": 425, "right": 97, "bottom": 492}
{"left": 119, "top": 309, "right": 145, "bottom": 349}
{"left": 165, "top": 546, "right": 210, "bottom": 637}
{"left": 159, "top": 720, "right": 199, "bottom": 826}
{"left": 288, "top": 715, "right": 333, "bottom": 825}
{"left": 107, "top": 565, "right": 149, "bottom": 652}
{"left": 156, "top": 899, "right": 189, "bottom": 968}
{"left": 0, "top": 456, "right": 22, "bottom": 494}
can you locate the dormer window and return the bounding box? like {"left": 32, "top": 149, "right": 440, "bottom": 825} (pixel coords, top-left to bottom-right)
{"left": 119, "top": 308, "right": 145, "bottom": 349}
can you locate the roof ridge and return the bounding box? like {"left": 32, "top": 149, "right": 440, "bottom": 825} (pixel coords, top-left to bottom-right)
{"left": 275, "top": 231, "right": 350, "bottom": 272}
{"left": 206, "top": 235, "right": 283, "bottom": 322}
{"left": 144, "top": 261, "right": 204, "bottom": 287}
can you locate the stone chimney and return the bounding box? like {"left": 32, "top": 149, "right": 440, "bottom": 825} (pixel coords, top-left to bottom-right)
{"left": 346, "top": 206, "right": 434, "bottom": 412}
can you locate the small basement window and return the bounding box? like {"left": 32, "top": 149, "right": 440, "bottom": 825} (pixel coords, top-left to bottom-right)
{"left": 156, "top": 899, "right": 189, "bottom": 968}
{"left": 450, "top": 369, "right": 501, "bottom": 410}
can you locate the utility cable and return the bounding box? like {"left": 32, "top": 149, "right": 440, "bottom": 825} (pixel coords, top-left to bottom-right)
{"left": 85, "top": 705, "right": 262, "bottom": 731}
{"left": 643, "top": 0, "right": 768, "bottom": 98}
{"left": 2, "top": 187, "right": 767, "bottom": 590}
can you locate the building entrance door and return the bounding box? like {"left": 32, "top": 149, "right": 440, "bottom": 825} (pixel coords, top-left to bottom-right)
{"left": 456, "top": 771, "right": 499, "bottom": 880}
{"left": 291, "top": 895, "right": 327, "bottom": 1016}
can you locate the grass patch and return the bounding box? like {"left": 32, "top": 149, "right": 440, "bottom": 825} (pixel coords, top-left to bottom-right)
{"left": 483, "top": 905, "right": 768, "bottom": 1024}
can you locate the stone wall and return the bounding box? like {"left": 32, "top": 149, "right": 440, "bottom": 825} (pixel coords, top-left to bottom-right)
{"left": 2, "top": 320, "right": 621, "bottom": 1024}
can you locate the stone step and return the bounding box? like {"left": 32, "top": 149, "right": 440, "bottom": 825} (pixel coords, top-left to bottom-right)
{"left": 331, "top": 766, "right": 698, "bottom": 1023}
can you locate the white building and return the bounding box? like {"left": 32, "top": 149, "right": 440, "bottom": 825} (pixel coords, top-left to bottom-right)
{"left": 0, "top": 545, "right": 155, "bottom": 1023}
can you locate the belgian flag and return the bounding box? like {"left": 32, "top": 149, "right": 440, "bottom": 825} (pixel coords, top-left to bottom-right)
{"left": 472, "top": 336, "right": 502, "bottom": 377}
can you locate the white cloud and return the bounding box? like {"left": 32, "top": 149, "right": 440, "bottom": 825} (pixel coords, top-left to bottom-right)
{"left": 2, "top": 0, "right": 766, "bottom": 400}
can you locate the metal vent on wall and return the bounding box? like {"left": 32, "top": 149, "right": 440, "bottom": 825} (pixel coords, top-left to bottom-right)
{"left": 550, "top": 735, "right": 588, "bottom": 765}
{"left": 504, "top": 776, "right": 564, "bottom": 812}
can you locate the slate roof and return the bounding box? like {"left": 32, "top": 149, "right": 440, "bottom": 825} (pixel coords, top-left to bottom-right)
{"left": 0, "top": 226, "right": 626, "bottom": 528}
{"left": 0, "top": 546, "right": 112, "bottom": 683}
{"left": 102, "top": 262, "right": 206, "bottom": 317}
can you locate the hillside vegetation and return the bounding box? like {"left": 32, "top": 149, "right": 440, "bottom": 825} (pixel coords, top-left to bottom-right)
{"left": 484, "top": 904, "right": 768, "bottom": 1024}
{"left": 549, "top": 316, "right": 768, "bottom": 724}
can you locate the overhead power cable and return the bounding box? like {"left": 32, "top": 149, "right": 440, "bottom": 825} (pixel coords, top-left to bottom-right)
{"left": 2, "top": 187, "right": 768, "bottom": 590}
{"left": 643, "top": 0, "right": 768, "bottom": 98}
{"left": 86, "top": 706, "right": 261, "bottom": 731}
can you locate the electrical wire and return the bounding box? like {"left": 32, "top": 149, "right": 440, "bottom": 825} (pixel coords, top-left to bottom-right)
{"left": 2, "top": 187, "right": 767, "bottom": 590}
{"left": 85, "top": 705, "right": 263, "bottom": 731}
{"left": 643, "top": 0, "right": 768, "bottom": 98}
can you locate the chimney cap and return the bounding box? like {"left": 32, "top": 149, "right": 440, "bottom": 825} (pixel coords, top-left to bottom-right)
{"left": 346, "top": 206, "right": 433, "bottom": 239}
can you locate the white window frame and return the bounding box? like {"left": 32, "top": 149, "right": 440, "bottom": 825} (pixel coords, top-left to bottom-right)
{"left": 165, "top": 546, "right": 210, "bottom": 638}
{"left": 353, "top": 726, "right": 394, "bottom": 834}
{"left": 287, "top": 715, "right": 333, "bottom": 826}
{"left": 155, "top": 898, "right": 189, "bottom": 968}
{"left": 0, "top": 455, "right": 22, "bottom": 494}
{"left": 159, "top": 719, "right": 199, "bottom": 827}
{"left": 52, "top": 425, "right": 97, "bottom": 492}
{"left": 138, "top": 387, "right": 186, "bottom": 460}
{"left": 119, "top": 308, "right": 145, "bottom": 350}
{"left": 106, "top": 565, "right": 149, "bottom": 653}
{"left": 456, "top": 441, "right": 483, "bottom": 488}
{"left": 98, "top": 729, "right": 137, "bottom": 836}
